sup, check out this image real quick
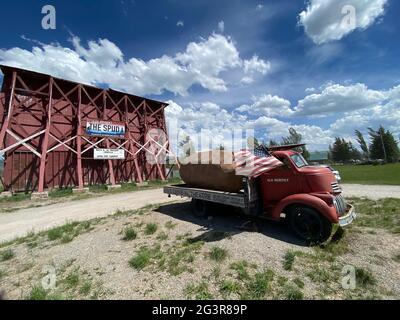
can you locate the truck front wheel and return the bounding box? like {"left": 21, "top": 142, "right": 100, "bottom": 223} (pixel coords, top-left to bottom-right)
{"left": 288, "top": 206, "right": 332, "bottom": 244}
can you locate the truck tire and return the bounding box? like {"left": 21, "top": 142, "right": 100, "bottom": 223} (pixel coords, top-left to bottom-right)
{"left": 191, "top": 199, "right": 208, "bottom": 219}
{"left": 288, "top": 206, "right": 332, "bottom": 244}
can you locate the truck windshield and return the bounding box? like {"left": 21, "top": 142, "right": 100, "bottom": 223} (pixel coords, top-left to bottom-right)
{"left": 290, "top": 154, "right": 308, "bottom": 168}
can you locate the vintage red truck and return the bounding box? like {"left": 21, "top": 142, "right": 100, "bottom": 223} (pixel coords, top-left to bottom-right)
{"left": 164, "top": 145, "right": 356, "bottom": 243}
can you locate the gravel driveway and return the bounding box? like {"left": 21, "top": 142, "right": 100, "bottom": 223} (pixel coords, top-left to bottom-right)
{"left": 0, "top": 188, "right": 180, "bottom": 243}
{"left": 0, "top": 183, "right": 398, "bottom": 243}
{"left": 341, "top": 184, "right": 400, "bottom": 200}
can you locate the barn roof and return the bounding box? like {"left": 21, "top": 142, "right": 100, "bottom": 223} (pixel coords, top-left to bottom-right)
{"left": 0, "top": 64, "right": 168, "bottom": 108}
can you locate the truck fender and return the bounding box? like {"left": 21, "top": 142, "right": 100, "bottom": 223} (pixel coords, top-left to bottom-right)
{"left": 271, "top": 193, "right": 338, "bottom": 223}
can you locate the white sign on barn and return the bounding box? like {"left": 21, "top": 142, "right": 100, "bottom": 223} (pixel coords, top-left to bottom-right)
{"left": 94, "top": 149, "right": 125, "bottom": 160}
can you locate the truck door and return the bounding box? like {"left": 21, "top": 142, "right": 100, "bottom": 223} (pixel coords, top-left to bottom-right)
{"left": 258, "top": 156, "right": 302, "bottom": 207}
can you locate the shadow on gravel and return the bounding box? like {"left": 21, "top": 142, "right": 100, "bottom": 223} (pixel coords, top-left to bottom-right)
{"left": 155, "top": 202, "right": 308, "bottom": 246}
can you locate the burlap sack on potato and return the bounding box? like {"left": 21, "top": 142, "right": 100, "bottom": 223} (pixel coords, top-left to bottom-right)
{"left": 179, "top": 150, "right": 243, "bottom": 192}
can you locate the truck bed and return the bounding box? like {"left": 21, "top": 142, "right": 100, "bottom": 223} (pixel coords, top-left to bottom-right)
{"left": 164, "top": 184, "right": 247, "bottom": 208}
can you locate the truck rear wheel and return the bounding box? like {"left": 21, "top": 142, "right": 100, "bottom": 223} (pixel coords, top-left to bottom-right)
{"left": 191, "top": 199, "right": 208, "bottom": 219}
{"left": 289, "top": 206, "right": 332, "bottom": 244}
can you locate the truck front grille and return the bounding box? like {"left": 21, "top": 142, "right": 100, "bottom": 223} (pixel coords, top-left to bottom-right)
{"left": 331, "top": 182, "right": 342, "bottom": 193}
{"left": 334, "top": 194, "right": 347, "bottom": 216}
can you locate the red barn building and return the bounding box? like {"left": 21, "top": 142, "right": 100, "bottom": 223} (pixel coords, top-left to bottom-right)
{"left": 0, "top": 65, "right": 170, "bottom": 194}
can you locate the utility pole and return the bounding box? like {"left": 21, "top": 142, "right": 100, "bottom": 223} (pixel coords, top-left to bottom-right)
{"left": 380, "top": 126, "right": 388, "bottom": 163}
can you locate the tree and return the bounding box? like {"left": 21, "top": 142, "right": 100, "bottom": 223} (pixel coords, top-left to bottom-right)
{"left": 268, "top": 139, "right": 279, "bottom": 147}
{"left": 368, "top": 126, "right": 400, "bottom": 163}
{"left": 329, "top": 137, "right": 354, "bottom": 162}
{"left": 355, "top": 130, "right": 369, "bottom": 160}
{"left": 281, "top": 128, "right": 310, "bottom": 160}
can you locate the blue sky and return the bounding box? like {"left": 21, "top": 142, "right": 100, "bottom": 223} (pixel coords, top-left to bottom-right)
{"left": 0, "top": 0, "right": 399, "bottom": 151}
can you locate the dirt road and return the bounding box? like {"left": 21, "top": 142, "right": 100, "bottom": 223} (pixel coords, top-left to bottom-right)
{"left": 0, "top": 183, "right": 399, "bottom": 243}
{"left": 341, "top": 184, "right": 400, "bottom": 200}
{"left": 0, "top": 189, "right": 180, "bottom": 243}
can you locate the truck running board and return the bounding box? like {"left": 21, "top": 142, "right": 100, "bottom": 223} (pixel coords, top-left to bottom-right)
{"left": 164, "top": 184, "right": 246, "bottom": 208}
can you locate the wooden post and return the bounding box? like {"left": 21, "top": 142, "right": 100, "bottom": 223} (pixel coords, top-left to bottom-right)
{"left": 125, "top": 97, "right": 143, "bottom": 183}
{"left": 103, "top": 91, "right": 116, "bottom": 185}
{"left": 37, "top": 77, "right": 54, "bottom": 193}
{"left": 76, "top": 85, "right": 84, "bottom": 189}
{"left": 0, "top": 71, "right": 17, "bottom": 149}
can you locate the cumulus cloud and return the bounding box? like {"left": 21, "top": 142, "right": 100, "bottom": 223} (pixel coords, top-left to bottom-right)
{"left": 295, "top": 83, "right": 387, "bottom": 116}
{"left": 243, "top": 55, "right": 271, "bottom": 75}
{"left": 166, "top": 81, "right": 399, "bottom": 152}
{"left": 165, "top": 98, "right": 335, "bottom": 153}
{"left": 329, "top": 85, "right": 400, "bottom": 138}
{"left": 0, "top": 34, "right": 270, "bottom": 97}
{"left": 299, "top": 0, "right": 387, "bottom": 44}
{"left": 236, "top": 94, "right": 293, "bottom": 117}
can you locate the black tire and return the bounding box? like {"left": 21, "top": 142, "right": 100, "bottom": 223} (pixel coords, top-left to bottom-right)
{"left": 289, "top": 206, "right": 332, "bottom": 244}
{"left": 191, "top": 199, "right": 208, "bottom": 219}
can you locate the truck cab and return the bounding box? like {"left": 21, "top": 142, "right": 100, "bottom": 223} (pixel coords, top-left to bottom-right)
{"left": 259, "top": 149, "right": 356, "bottom": 242}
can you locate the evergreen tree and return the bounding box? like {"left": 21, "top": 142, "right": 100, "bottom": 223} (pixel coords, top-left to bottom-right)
{"left": 368, "top": 126, "right": 400, "bottom": 163}
{"left": 355, "top": 130, "right": 369, "bottom": 160}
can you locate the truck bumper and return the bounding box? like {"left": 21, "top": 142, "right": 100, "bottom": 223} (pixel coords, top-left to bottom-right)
{"left": 338, "top": 204, "right": 356, "bottom": 227}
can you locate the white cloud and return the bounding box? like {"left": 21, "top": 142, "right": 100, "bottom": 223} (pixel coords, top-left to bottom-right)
{"left": 295, "top": 83, "right": 387, "bottom": 116}
{"left": 236, "top": 94, "right": 293, "bottom": 117}
{"left": 176, "top": 20, "right": 184, "bottom": 27}
{"left": 299, "top": 0, "right": 387, "bottom": 44}
{"left": 218, "top": 21, "right": 225, "bottom": 33}
{"left": 243, "top": 55, "right": 271, "bottom": 75}
{"left": 0, "top": 34, "right": 269, "bottom": 96}
{"left": 165, "top": 79, "right": 400, "bottom": 153}
{"left": 240, "top": 76, "right": 254, "bottom": 85}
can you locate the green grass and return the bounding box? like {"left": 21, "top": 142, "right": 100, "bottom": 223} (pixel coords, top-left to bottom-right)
{"left": 293, "top": 277, "right": 305, "bottom": 289}
{"left": 281, "top": 283, "right": 304, "bottom": 300}
{"left": 165, "top": 221, "right": 177, "bottom": 230}
{"left": 306, "top": 266, "right": 334, "bottom": 283}
{"left": 355, "top": 267, "right": 376, "bottom": 288}
{"left": 0, "top": 248, "right": 15, "bottom": 262}
{"left": 0, "top": 192, "right": 30, "bottom": 203}
{"left": 393, "top": 254, "right": 400, "bottom": 263}
{"left": 163, "top": 242, "right": 202, "bottom": 275}
{"left": 47, "top": 220, "right": 94, "bottom": 243}
{"left": 333, "top": 163, "right": 400, "bottom": 185}
{"left": 283, "top": 251, "right": 296, "bottom": 271}
{"left": 63, "top": 270, "right": 80, "bottom": 289}
{"left": 185, "top": 281, "right": 213, "bottom": 300}
{"left": 208, "top": 246, "right": 229, "bottom": 262}
{"left": 230, "top": 260, "right": 250, "bottom": 281}
{"left": 27, "top": 286, "right": 48, "bottom": 300}
{"left": 129, "top": 245, "right": 163, "bottom": 270}
{"left": 26, "top": 286, "right": 66, "bottom": 300}
{"left": 219, "top": 280, "right": 241, "bottom": 297}
{"left": 348, "top": 198, "right": 400, "bottom": 233}
{"left": 122, "top": 227, "right": 137, "bottom": 241}
{"left": 79, "top": 281, "right": 92, "bottom": 295}
{"left": 156, "top": 232, "right": 168, "bottom": 241}
{"left": 144, "top": 223, "right": 158, "bottom": 235}
{"left": 49, "top": 188, "right": 73, "bottom": 198}
{"left": 241, "top": 269, "right": 274, "bottom": 300}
